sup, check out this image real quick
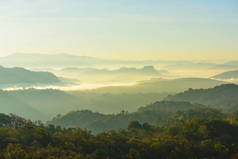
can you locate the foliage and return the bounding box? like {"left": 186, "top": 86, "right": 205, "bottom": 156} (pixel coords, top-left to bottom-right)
{"left": 166, "top": 84, "right": 238, "bottom": 112}
{"left": 0, "top": 113, "right": 238, "bottom": 158}
{"left": 49, "top": 101, "right": 209, "bottom": 133}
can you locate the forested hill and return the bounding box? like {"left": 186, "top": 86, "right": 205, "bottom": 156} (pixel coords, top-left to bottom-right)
{"left": 165, "top": 84, "right": 238, "bottom": 112}
{"left": 49, "top": 84, "right": 238, "bottom": 133}
{"left": 49, "top": 101, "right": 212, "bottom": 133}
{"left": 1, "top": 112, "right": 238, "bottom": 158}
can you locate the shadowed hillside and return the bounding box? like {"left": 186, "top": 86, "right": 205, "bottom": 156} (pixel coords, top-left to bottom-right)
{"left": 165, "top": 84, "right": 238, "bottom": 112}
{"left": 0, "top": 90, "right": 46, "bottom": 120}
{"left": 49, "top": 101, "right": 207, "bottom": 133}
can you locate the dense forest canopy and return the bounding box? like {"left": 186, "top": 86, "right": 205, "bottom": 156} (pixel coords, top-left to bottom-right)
{"left": 1, "top": 84, "right": 238, "bottom": 158}
{"left": 0, "top": 112, "right": 238, "bottom": 159}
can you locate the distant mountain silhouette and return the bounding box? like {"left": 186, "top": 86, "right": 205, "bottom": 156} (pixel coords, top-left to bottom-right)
{"left": 61, "top": 66, "right": 168, "bottom": 75}
{"left": 212, "top": 64, "right": 238, "bottom": 69}
{"left": 94, "top": 78, "right": 227, "bottom": 93}
{"left": 213, "top": 70, "right": 238, "bottom": 79}
{"left": 0, "top": 66, "right": 62, "bottom": 87}
{"left": 0, "top": 53, "right": 108, "bottom": 67}
{"left": 225, "top": 61, "right": 238, "bottom": 66}
{"left": 0, "top": 53, "right": 220, "bottom": 68}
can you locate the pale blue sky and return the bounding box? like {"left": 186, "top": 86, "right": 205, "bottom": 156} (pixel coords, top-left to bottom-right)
{"left": 0, "top": 0, "right": 237, "bottom": 60}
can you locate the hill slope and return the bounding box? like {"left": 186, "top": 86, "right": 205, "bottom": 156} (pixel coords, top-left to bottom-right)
{"left": 0, "top": 90, "right": 46, "bottom": 120}
{"left": 0, "top": 89, "right": 168, "bottom": 120}
{"left": 213, "top": 70, "right": 238, "bottom": 79}
{"left": 94, "top": 78, "right": 227, "bottom": 93}
{"left": 0, "top": 66, "right": 61, "bottom": 87}
{"left": 49, "top": 101, "right": 205, "bottom": 133}
{"left": 165, "top": 84, "right": 238, "bottom": 112}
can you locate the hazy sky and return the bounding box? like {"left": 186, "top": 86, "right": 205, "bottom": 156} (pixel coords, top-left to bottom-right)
{"left": 0, "top": 0, "right": 237, "bottom": 61}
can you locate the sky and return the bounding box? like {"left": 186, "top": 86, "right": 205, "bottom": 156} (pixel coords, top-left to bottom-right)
{"left": 0, "top": 0, "right": 237, "bottom": 61}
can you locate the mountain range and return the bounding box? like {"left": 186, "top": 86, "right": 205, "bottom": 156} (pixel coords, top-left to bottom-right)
{"left": 0, "top": 53, "right": 107, "bottom": 67}
{"left": 0, "top": 77, "right": 227, "bottom": 121}
{"left": 49, "top": 84, "right": 238, "bottom": 133}
{"left": 2, "top": 53, "right": 237, "bottom": 69}
{"left": 61, "top": 65, "right": 168, "bottom": 75}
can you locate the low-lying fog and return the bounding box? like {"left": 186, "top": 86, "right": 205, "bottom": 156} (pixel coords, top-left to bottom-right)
{"left": 1, "top": 54, "right": 238, "bottom": 121}
{"left": 27, "top": 65, "right": 233, "bottom": 90}
{"left": 2, "top": 65, "right": 236, "bottom": 91}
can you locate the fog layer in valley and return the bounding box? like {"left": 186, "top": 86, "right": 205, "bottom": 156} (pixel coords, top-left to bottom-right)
{"left": 0, "top": 53, "right": 237, "bottom": 122}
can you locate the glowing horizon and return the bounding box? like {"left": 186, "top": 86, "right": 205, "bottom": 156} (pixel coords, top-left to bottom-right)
{"left": 0, "top": 0, "right": 237, "bottom": 61}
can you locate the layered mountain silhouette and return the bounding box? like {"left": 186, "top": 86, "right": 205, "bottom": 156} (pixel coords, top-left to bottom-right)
{"left": 0, "top": 53, "right": 223, "bottom": 68}
{"left": 0, "top": 66, "right": 62, "bottom": 87}
{"left": 49, "top": 84, "right": 238, "bottom": 133}
{"left": 0, "top": 78, "right": 227, "bottom": 121}
{"left": 0, "top": 53, "right": 108, "bottom": 67}
{"left": 94, "top": 78, "right": 227, "bottom": 93}
{"left": 61, "top": 66, "right": 167, "bottom": 75}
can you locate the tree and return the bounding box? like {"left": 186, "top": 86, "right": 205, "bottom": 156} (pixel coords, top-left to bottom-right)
{"left": 128, "top": 121, "right": 142, "bottom": 130}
